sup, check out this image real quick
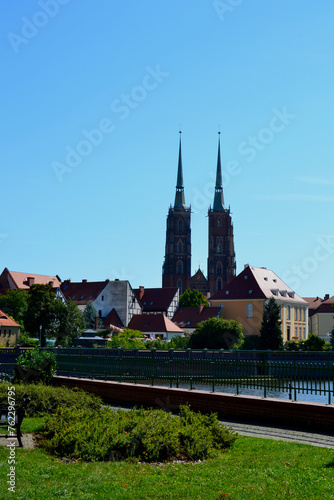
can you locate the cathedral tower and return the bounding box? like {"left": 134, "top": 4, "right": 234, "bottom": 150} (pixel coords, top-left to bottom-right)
{"left": 207, "top": 133, "right": 236, "bottom": 294}
{"left": 162, "top": 132, "right": 191, "bottom": 293}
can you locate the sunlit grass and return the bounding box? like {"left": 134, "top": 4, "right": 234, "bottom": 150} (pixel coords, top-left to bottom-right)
{"left": 1, "top": 435, "right": 334, "bottom": 499}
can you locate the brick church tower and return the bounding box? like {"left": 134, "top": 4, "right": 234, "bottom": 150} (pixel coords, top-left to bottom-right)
{"left": 207, "top": 132, "right": 236, "bottom": 294}
{"left": 162, "top": 132, "right": 191, "bottom": 293}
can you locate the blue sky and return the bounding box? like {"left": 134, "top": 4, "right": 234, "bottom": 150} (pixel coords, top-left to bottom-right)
{"left": 1, "top": 0, "right": 334, "bottom": 298}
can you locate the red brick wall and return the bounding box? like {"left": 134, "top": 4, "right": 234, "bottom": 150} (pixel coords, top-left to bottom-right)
{"left": 53, "top": 376, "right": 334, "bottom": 433}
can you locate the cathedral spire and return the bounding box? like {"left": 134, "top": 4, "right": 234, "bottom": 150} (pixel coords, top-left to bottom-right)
{"left": 174, "top": 131, "right": 185, "bottom": 209}
{"left": 213, "top": 131, "right": 225, "bottom": 210}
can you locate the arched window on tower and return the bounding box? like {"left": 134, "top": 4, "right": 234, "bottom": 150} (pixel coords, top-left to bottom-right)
{"left": 217, "top": 218, "right": 221, "bottom": 228}
{"left": 246, "top": 303, "right": 253, "bottom": 318}
{"left": 217, "top": 243, "right": 222, "bottom": 254}
{"left": 216, "top": 262, "right": 222, "bottom": 275}
{"left": 178, "top": 220, "right": 183, "bottom": 232}
{"left": 177, "top": 279, "right": 182, "bottom": 293}
{"left": 178, "top": 241, "right": 183, "bottom": 253}
{"left": 176, "top": 261, "right": 183, "bottom": 275}
{"left": 217, "top": 278, "right": 222, "bottom": 291}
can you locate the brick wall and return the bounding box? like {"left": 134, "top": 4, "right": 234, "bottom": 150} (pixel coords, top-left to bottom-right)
{"left": 53, "top": 376, "right": 334, "bottom": 433}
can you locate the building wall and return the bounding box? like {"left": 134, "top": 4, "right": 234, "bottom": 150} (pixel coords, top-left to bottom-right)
{"left": 310, "top": 313, "right": 334, "bottom": 340}
{"left": 0, "top": 327, "right": 20, "bottom": 347}
{"left": 210, "top": 298, "right": 264, "bottom": 336}
{"left": 210, "top": 298, "right": 308, "bottom": 342}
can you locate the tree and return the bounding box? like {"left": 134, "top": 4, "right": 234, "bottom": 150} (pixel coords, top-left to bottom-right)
{"left": 107, "top": 329, "right": 147, "bottom": 349}
{"left": 0, "top": 288, "right": 28, "bottom": 324}
{"left": 83, "top": 302, "right": 103, "bottom": 329}
{"left": 52, "top": 298, "right": 86, "bottom": 346}
{"left": 260, "top": 298, "right": 283, "bottom": 350}
{"left": 24, "top": 284, "right": 59, "bottom": 347}
{"left": 189, "top": 317, "right": 244, "bottom": 349}
{"left": 179, "top": 289, "right": 209, "bottom": 308}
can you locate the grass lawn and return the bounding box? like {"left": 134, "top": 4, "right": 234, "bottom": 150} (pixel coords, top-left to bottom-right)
{"left": 1, "top": 425, "right": 334, "bottom": 499}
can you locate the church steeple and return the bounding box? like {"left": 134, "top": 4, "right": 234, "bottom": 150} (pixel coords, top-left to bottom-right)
{"left": 213, "top": 132, "right": 225, "bottom": 210}
{"left": 174, "top": 131, "right": 185, "bottom": 209}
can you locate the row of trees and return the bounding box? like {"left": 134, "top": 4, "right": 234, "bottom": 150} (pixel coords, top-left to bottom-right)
{"left": 0, "top": 285, "right": 99, "bottom": 347}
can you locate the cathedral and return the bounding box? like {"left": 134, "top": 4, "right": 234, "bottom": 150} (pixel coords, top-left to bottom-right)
{"left": 162, "top": 132, "right": 236, "bottom": 297}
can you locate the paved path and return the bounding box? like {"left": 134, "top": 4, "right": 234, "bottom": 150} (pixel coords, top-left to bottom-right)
{"left": 219, "top": 419, "right": 334, "bottom": 449}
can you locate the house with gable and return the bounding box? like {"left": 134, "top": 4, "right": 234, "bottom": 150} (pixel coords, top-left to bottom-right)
{"left": 128, "top": 313, "right": 184, "bottom": 341}
{"left": 133, "top": 286, "right": 179, "bottom": 319}
{"left": 304, "top": 294, "right": 334, "bottom": 341}
{"left": 0, "top": 308, "right": 21, "bottom": 347}
{"left": 209, "top": 265, "right": 309, "bottom": 343}
{"left": 172, "top": 304, "right": 222, "bottom": 334}
{"left": 0, "top": 268, "right": 65, "bottom": 301}
{"left": 60, "top": 279, "right": 142, "bottom": 328}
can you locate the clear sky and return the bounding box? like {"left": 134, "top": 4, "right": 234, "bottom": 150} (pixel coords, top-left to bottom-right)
{"left": 2, "top": 0, "right": 334, "bottom": 298}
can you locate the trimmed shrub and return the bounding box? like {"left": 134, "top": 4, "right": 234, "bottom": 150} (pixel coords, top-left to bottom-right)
{"left": 39, "top": 405, "right": 237, "bottom": 462}
{"left": 0, "top": 382, "right": 102, "bottom": 417}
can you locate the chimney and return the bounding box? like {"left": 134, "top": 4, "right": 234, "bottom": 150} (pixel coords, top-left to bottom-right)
{"left": 94, "top": 316, "right": 99, "bottom": 330}
{"left": 64, "top": 279, "right": 71, "bottom": 284}
{"left": 198, "top": 304, "right": 204, "bottom": 314}
{"left": 139, "top": 286, "right": 145, "bottom": 300}
{"left": 48, "top": 281, "right": 54, "bottom": 287}
{"left": 324, "top": 294, "right": 330, "bottom": 301}
{"left": 27, "top": 277, "right": 35, "bottom": 287}
{"left": 82, "top": 279, "right": 87, "bottom": 283}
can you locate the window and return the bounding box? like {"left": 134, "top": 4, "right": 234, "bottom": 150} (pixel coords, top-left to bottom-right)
{"left": 101, "top": 296, "right": 104, "bottom": 302}
{"left": 217, "top": 278, "right": 222, "bottom": 291}
{"left": 177, "top": 279, "right": 182, "bottom": 293}
{"left": 295, "top": 327, "right": 298, "bottom": 336}
{"left": 299, "top": 308, "right": 302, "bottom": 321}
{"left": 246, "top": 303, "right": 253, "bottom": 318}
{"left": 177, "top": 261, "right": 183, "bottom": 274}
{"left": 248, "top": 290, "right": 253, "bottom": 295}
{"left": 295, "top": 307, "right": 298, "bottom": 320}
{"left": 287, "top": 305, "right": 290, "bottom": 320}
{"left": 178, "top": 242, "right": 183, "bottom": 253}
{"left": 178, "top": 221, "right": 182, "bottom": 232}
{"left": 302, "top": 309, "right": 306, "bottom": 322}
{"left": 217, "top": 218, "right": 221, "bottom": 228}
{"left": 299, "top": 327, "right": 302, "bottom": 338}
{"left": 303, "top": 327, "right": 306, "bottom": 339}
{"left": 217, "top": 244, "right": 222, "bottom": 254}
{"left": 216, "top": 263, "right": 222, "bottom": 275}
{"left": 98, "top": 310, "right": 102, "bottom": 318}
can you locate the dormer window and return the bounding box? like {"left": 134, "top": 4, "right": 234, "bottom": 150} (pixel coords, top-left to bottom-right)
{"left": 244, "top": 275, "right": 248, "bottom": 280}
{"left": 248, "top": 290, "right": 253, "bottom": 294}
{"left": 225, "top": 290, "right": 229, "bottom": 295}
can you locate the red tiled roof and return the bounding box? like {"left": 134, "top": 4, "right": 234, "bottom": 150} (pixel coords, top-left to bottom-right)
{"left": 210, "top": 265, "right": 307, "bottom": 304}
{"left": 0, "top": 268, "right": 61, "bottom": 290}
{"left": 0, "top": 309, "right": 20, "bottom": 328}
{"left": 60, "top": 280, "right": 109, "bottom": 305}
{"left": 172, "top": 306, "right": 221, "bottom": 329}
{"left": 102, "top": 308, "right": 124, "bottom": 329}
{"left": 133, "top": 287, "right": 178, "bottom": 312}
{"left": 128, "top": 314, "right": 183, "bottom": 333}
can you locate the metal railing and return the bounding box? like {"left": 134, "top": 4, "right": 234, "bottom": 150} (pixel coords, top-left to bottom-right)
{"left": 52, "top": 349, "right": 334, "bottom": 404}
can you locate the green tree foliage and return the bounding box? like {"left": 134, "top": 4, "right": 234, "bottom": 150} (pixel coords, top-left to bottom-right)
{"left": 83, "top": 301, "right": 102, "bottom": 329}
{"left": 260, "top": 298, "right": 283, "bottom": 350}
{"left": 14, "top": 349, "right": 57, "bottom": 384}
{"left": 301, "top": 333, "right": 330, "bottom": 351}
{"left": 107, "top": 329, "right": 147, "bottom": 349}
{"left": 53, "top": 298, "right": 86, "bottom": 346}
{"left": 24, "top": 284, "right": 58, "bottom": 347}
{"left": 0, "top": 288, "right": 28, "bottom": 324}
{"left": 189, "top": 317, "right": 244, "bottom": 349}
{"left": 179, "top": 289, "right": 209, "bottom": 308}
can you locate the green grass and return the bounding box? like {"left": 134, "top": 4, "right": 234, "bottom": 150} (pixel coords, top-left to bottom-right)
{"left": 1, "top": 435, "right": 334, "bottom": 499}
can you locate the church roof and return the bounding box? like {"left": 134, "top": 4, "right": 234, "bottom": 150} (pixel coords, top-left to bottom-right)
{"left": 213, "top": 132, "right": 225, "bottom": 210}
{"left": 191, "top": 269, "right": 208, "bottom": 283}
{"left": 174, "top": 132, "right": 186, "bottom": 209}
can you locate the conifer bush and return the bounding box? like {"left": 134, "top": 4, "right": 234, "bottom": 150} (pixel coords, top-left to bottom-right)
{"left": 39, "top": 405, "right": 237, "bottom": 462}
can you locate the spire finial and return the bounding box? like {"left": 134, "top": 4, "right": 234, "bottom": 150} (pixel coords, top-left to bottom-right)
{"left": 213, "top": 131, "right": 225, "bottom": 210}
{"left": 174, "top": 130, "right": 185, "bottom": 209}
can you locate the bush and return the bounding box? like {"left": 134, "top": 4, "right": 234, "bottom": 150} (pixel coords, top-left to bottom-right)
{"left": 14, "top": 349, "right": 57, "bottom": 384}
{"left": 0, "top": 382, "right": 102, "bottom": 417}
{"left": 39, "top": 404, "right": 237, "bottom": 462}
